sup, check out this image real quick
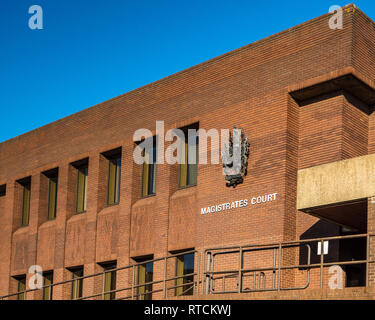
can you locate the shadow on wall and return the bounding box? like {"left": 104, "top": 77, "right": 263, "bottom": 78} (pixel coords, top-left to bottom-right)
{"left": 299, "top": 219, "right": 366, "bottom": 287}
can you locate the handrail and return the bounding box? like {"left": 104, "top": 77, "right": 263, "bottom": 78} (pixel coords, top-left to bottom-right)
{"left": 206, "top": 242, "right": 311, "bottom": 294}
{"left": 2, "top": 233, "right": 375, "bottom": 299}
{"left": 204, "top": 233, "right": 375, "bottom": 294}
{"left": 0, "top": 249, "right": 199, "bottom": 300}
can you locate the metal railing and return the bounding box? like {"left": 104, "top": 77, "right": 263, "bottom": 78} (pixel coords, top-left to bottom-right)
{"left": 2, "top": 234, "right": 375, "bottom": 299}
{"left": 0, "top": 250, "right": 200, "bottom": 300}
{"left": 211, "top": 271, "right": 267, "bottom": 293}
{"left": 204, "top": 233, "right": 375, "bottom": 294}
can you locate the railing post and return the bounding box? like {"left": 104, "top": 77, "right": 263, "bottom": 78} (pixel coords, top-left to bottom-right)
{"left": 102, "top": 271, "right": 105, "bottom": 300}
{"left": 211, "top": 255, "right": 215, "bottom": 293}
{"left": 278, "top": 244, "right": 282, "bottom": 291}
{"left": 201, "top": 252, "right": 204, "bottom": 295}
{"left": 273, "top": 248, "right": 276, "bottom": 289}
{"left": 163, "top": 257, "right": 167, "bottom": 299}
{"left": 205, "top": 253, "right": 211, "bottom": 295}
{"left": 238, "top": 248, "right": 243, "bottom": 293}
{"left": 320, "top": 240, "right": 324, "bottom": 289}
{"left": 195, "top": 252, "right": 200, "bottom": 296}
{"left": 131, "top": 265, "right": 135, "bottom": 300}
{"left": 366, "top": 234, "right": 370, "bottom": 288}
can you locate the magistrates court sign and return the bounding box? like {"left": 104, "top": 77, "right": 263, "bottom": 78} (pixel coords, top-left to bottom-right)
{"left": 200, "top": 192, "right": 278, "bottom": 215}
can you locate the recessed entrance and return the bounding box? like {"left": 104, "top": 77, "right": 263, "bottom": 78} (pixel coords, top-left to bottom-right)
{"left": 300, "top": 199, "right": 368, "bottom": 287}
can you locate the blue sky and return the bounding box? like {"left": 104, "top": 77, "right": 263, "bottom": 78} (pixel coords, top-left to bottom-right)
{"left": 1, "top": 0, "right": 374, "bottom": 143}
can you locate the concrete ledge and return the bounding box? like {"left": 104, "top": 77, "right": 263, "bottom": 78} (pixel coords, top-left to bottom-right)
{"left": 297, "top": 154, "right": 375, "bottom": 210}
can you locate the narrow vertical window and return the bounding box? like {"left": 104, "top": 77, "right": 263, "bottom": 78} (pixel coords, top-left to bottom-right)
{"left": 70, "top": 267, "right": 83, "bottom": 299}
{"left": 178, "top": 123, "right": 198, "bottom": 188}
{"left": 101, "top": 262, "right": 117, "bottom": 300}
{"left": 137, "top": 259, "right": 153, "bottom": 300}
{"left": 0, "top": 184, "right": 6, "bottom": 197}
{"left": 16, "top": 276, "right": 26, "bottom": 300}
{"left": 43, "top": 271, "right": 53, "bottom": 300}
{"left": 76, "top": 164, "right": 88, "bottom": 213}
{"left": 175, "top": 252, "right": 195, "bottom": 296}
{"left": 45, "top": 170, "right": 58, "bottom": 220}
{"left": 141, "top": 137, "right": 157, "bottom": 197}
{"left": 20, "top": 178, "right": 31, "bottom": 226}
{"left": 107, "top": 152, "right": 121, "bottom": 205}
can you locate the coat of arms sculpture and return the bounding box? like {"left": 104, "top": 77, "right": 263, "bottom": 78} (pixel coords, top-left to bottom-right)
{"left": 221, "top": 126, "right": 250, "bottom": 187}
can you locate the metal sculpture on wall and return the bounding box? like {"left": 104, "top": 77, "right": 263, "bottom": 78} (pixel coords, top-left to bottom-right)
{"left": 221, "top": 126, "right": 250, "bottom": 187}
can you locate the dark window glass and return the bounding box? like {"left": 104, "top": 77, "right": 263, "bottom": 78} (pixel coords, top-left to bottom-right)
{"left": 46, "top": 172, "right": 58, "bottom": 220}
{"left": 137, "top": 259, "right": 153, "bottom": 300}
{"left": 101, "top": 262, "right": 117, "bottom": 300}
{"left": 175, "top": 252, "right": 194, "bottom": 296}
{"left": 179, "top": 124, "right": 198, "bottom": 188}
{"left": 107, "top": 155, "right": 121, "bottom": 205}
{"left": 71, "top": 267, "right": 83, "bottom": 299}
{"left": 76, "top": 164, "right": 88, "bottom": 213}
{"left": 16, "top": 276, "right": 26, "bottom": 300}
{"left": 20, "top": 180, "right": 31, "bottom": 226}
{"left": 141, "top": 137, "right": 157, "bottom": 197}
{"left": 0, "top": 185, "right": 6, "bottom": 197}
{"left": 43, "top": 272, "right": 53, "bottom": 300}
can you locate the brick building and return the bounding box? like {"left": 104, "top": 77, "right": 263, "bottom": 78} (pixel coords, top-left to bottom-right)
{"left": 1, "top": 4, "right": 375, "bottom": 300}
